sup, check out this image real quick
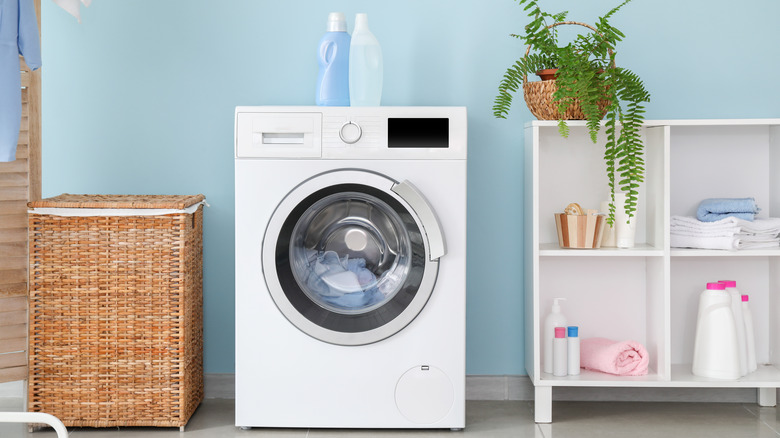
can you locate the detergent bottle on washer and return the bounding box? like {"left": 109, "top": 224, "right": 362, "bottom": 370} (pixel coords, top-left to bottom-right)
{"left": 316, "top": 13, "right": 351, "bottom": 106}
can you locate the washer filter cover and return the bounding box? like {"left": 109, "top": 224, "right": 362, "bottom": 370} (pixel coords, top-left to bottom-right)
{"left": 395, "top": 365, "right": 454, "bottom": 424}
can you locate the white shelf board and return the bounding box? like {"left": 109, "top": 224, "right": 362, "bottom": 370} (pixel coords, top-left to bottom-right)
{"left": 538, "top": 369, "right": 666, "bottom": 387}
{"left": 670, "top": 364, "right": 780, "bottom": 388}
{"left": 671, "top": 247, "right": 780, "bottom": 257}
{"left": 539, "top": 242, "right": 664, "bottom": 257}
{"left": 526, "top": 119, "right": 780, "bottom": 128}
{"left": 537, "top": 365, "right": 780, "bottom": 388}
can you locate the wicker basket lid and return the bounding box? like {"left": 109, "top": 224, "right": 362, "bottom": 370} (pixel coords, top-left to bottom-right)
{"left": 28, "top": 194, "right": 206, "bottom": 209}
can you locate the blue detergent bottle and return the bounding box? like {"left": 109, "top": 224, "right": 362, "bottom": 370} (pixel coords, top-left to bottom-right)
{"left": 316, "top": 13, "right": 351, "bottom": 106}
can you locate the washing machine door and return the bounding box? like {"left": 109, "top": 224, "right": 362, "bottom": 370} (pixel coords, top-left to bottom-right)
{"left": 262, "top": 169, "right": 445, "bottom": 346}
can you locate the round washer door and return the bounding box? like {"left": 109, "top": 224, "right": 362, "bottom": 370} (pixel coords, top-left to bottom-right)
{"left": 262, "top": 169, "right": 445, "bottom": 346}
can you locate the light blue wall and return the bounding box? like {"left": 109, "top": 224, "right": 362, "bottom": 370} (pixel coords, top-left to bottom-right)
{"left": 40, "top": 0, "right": 780, "bottom": 374}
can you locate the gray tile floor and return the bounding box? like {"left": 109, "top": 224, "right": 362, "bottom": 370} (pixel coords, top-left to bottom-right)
{"left": 1, "top": 398, "right": 779, "bottom": 437}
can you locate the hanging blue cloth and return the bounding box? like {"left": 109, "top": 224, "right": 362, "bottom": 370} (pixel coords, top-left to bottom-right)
{"left": 1, "top": 0, "right": 41, "bottom": 162}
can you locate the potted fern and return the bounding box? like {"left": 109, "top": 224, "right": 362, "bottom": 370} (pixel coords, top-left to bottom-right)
{"left": 493, "top": 0, "right": 650, "bottom": 225}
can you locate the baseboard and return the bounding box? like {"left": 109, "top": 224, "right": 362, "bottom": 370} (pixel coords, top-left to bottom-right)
{"left": 207, "top": 374, "right": 768, "bottom": 403}
{"left": 0, "top": 381, "right": 23, "bottom": 398}
{"left": 2, "top": 374, "right": 771, "bottom": 404}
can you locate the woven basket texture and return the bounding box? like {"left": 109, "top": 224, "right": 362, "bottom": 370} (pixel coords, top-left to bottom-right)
{"left": 27, "top": 196, "right": 204, "bottom": 428}
{"left": 28, "top": 193, "right": 205, "bottom": 209}
{"left": 523, "top": 80, "right": 609, "bottom": 121}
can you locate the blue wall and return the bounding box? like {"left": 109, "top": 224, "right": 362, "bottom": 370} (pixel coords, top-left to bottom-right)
{"left": 40, "top": 0, "right": 780, "bottom": 374}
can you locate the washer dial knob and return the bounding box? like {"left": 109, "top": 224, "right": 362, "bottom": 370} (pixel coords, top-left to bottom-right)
{"left": 339, "top": 121, "right": 362, "bottom": 144}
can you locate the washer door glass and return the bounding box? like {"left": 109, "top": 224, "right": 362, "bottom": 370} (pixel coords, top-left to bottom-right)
{"left": 289, "top": 191, "right": 412, "bottom": 315}
{"left": 264, "top": 171, "right": 441, "bottom": 346}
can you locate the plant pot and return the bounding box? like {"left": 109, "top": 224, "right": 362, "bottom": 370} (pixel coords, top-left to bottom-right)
{"left": 536, "top": 68, "right": 558, "bottom": 81}
{"left": 523, "top": 79, "right": 610, "bottom": 121}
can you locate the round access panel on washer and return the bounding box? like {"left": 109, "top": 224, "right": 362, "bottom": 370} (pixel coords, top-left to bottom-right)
{"left": 395, "top": 365, "right": 454, "bottom": 424}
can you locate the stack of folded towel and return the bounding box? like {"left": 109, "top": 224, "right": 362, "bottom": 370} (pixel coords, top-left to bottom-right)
{"left": 671, "top": 216, "right": 780, "bottom": 250}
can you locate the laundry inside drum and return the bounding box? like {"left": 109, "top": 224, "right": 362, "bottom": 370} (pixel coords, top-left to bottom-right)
{"left": 289, "top": 192, "right": 413, "bottom": 314}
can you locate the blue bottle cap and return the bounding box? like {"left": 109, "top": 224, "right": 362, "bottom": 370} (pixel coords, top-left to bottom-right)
{"left": 567, "top": 326, "right": 578, "bottom": 337}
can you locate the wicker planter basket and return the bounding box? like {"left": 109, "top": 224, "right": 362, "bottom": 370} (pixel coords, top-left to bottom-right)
{"left": 523, "top": 79, "right": 610, "bottom": 120}
{"left": 522, "top": 21, "right": 611, "bottom": 121}
{"left": 26, "top": 194, "right": 205, "bottom": 429}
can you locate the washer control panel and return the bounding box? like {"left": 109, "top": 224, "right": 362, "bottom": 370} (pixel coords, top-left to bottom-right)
{"left": 235, "top": 106, "right": 467, "bottom": 159}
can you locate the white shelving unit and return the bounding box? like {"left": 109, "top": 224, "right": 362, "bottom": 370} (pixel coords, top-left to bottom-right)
{"left": 524, "top": 119, "right": 780, "bottom": 422}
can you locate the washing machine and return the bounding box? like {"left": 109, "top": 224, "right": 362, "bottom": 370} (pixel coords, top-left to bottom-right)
{"left": 234, "top": 106, "right": 466, "bottom": 429}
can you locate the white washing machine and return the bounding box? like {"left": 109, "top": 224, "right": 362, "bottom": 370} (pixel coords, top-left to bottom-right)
{"left": 234, "top": 106, "right": 466, "bottom": 429}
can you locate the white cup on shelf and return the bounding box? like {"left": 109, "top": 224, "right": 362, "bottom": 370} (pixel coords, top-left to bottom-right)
{"left": 612, "top": 193, "right": 637, "bottom": 249}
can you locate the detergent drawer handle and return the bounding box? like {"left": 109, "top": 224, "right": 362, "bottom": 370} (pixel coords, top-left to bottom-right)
{"left": 392, "top": 180, "right": 446, "bottom": 261}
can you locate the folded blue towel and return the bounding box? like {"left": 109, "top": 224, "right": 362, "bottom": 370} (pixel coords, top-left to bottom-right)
{"left": 696, "top": 198, "right": 759, "bottom": 222}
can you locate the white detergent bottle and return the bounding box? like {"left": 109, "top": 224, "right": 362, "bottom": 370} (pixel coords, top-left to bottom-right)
{"left": 543, "top": 298, "right": 567, "bottom": 375}
{"left": 720, "top": 280, "right": 747, "bottom": 376}
{"left": 349, "top": 13, "right": 383, "bottom": 106}
{"left": 692, "top": 282, "right": 741, "bottom": 380}
{"left": 742, "top": 294, "right": 757, "bottom": 373}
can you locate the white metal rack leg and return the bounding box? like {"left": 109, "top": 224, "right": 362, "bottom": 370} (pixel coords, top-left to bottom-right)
{"left": 0, "top": 412, "right": 68, "bottom": 438}
{"left": 759, "top": 388, "right": 777, "bottom": 407}
{"left": 535, "top": 386, "right": 553, "bottom": 423}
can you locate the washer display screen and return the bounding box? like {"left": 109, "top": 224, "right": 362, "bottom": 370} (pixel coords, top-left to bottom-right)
{"left": 388, "top": 118, "right": 449, "bottom": 148}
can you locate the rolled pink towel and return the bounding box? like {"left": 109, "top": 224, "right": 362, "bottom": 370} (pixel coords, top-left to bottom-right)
{"left": 580, "top": 337, "right": 649, "bottom": 376}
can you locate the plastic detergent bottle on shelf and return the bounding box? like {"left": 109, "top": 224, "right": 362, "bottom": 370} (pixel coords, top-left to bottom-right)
{"left": 719, "top": 280, "right": 747, "bottom": 376}
{"left": 316, "top": 12, "right": 351, "bottom": 106}
{"left": 543, "top": 298, "right": 567, "bottom": 374}
{"left": 742, "top": 294, "right": 757, "bottom": 373}
{"left": 692, "top": 282, "right": 741, "bottom": 380}
{"left": 553, "top": 327, "right": 568, "bottom": 377}
{"left": 349, "top": 13, "right": 383, "bottom": 106}
{"left": 567, "top": 326, "right": 580, "bottom": 376}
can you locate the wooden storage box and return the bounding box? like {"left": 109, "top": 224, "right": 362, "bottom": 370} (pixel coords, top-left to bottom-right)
{"left": 26, "top": 194, "right": 205, "bottom": 428}
{"left": 554, "top": 213, "right": 606, "bottom": 249}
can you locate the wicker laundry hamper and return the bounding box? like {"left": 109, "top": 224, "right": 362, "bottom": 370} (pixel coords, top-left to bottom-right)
{"left": 26, "top": 194, "right": 205, "bottom": 429}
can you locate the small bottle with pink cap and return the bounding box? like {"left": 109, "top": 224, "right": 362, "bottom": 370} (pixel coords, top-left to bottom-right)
{"left": 553, "top": 327, "right": 568, "bottom": 377}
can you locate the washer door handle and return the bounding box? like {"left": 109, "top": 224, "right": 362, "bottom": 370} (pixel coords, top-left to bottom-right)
{"left": 392, "top": 180, "right": 446, "bottom": 260}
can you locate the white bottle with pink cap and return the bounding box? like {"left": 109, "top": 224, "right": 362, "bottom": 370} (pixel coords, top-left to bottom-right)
{"left": 553, "top": 327, "right": 568, "bottom": 377}
{"left": 720, "top": 280, "right": 747, "bottom": 376}
{"left": 742, "top": 294, "right": 757, "bottom": 373}
{"left": 692, "top": 282, "right": 741, "bottom": 380}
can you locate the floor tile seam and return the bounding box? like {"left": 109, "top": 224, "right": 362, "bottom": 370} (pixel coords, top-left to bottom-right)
{"left": 741, "top": 404, "right": 780, "bottom": 436}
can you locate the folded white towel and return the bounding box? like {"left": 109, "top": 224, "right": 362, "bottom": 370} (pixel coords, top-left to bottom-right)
{"left": 736, "top": 218, "right": 780, "bottom": 236}
{"left": 670, "top": 228, "right": 738, "bottom": 238}
{"left": 734, "top": 234, "right": 780, "bottom": 242}
{"left": 670, "top": 216, "right": 740, "bottom": 238}
{"left": 671, "top": 215, "right": 739, "bottom": 229}
{"left": 734, "top": 238, "right": 780, "bottom": 250}
{"left": 670, "top": 234, "right": 735, "bottom": 250}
